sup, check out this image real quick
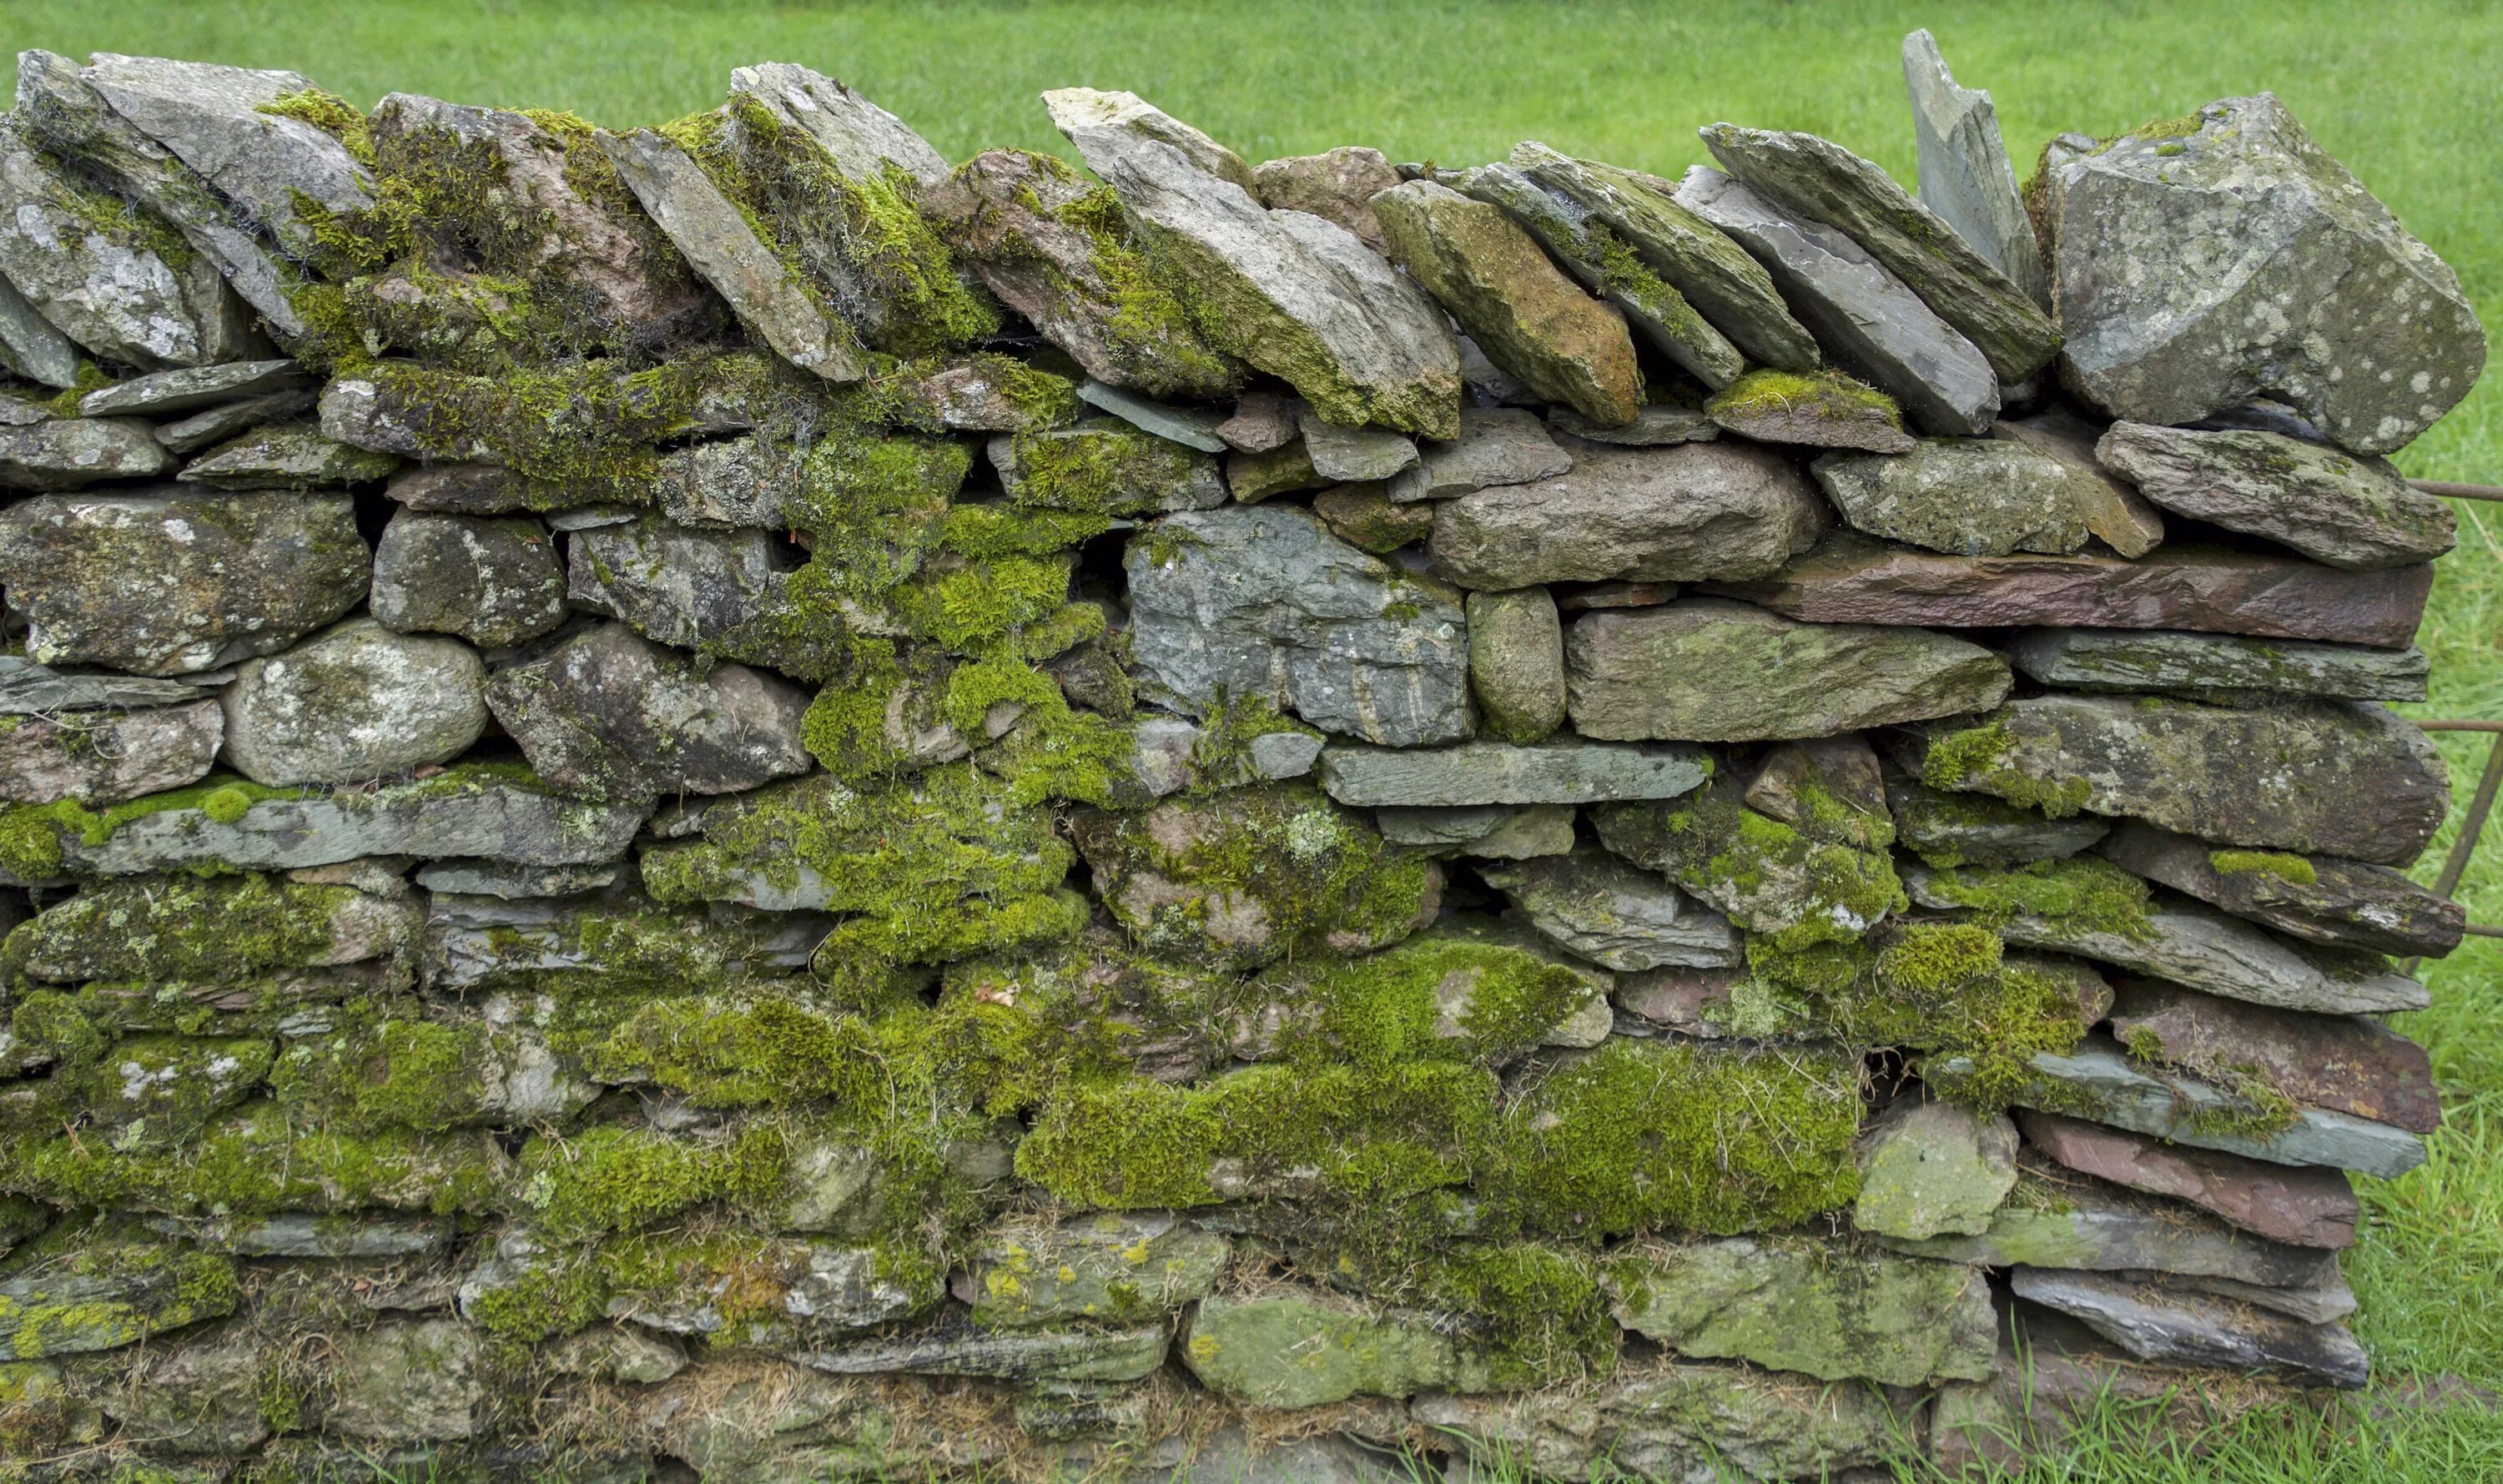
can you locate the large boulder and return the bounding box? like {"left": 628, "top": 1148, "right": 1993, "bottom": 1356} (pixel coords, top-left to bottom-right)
{"left": 1430, "top": 439, "right": 1830, "bottom": 589}
{"left": 2036, "top": 94, "right": 2484, "bottom": 455}
{"left": 485, "top": 624, "right": 812, "bottom": 800}
{"left": 1126, "top": 506, "right": 1468, "bottom": 747}
{"left": 1566, "top": 599, "right": 2010, "bottom": 741}
{"left": 1045, "top": 88, "right": 1459, "bottom": 436}
{"left": 221, "top": 619, "right": 489, "bottom": 786}
{"left": 1675, "top": 165, "right": 1999, "bottom": 435}
{"left": 0, "top": 489, "right": 369, "bottom": 675}
{"left": 2096, "top": 421, "right": 2454, "bottom": 570}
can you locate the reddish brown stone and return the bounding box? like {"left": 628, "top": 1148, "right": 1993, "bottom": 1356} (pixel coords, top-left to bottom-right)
{"left": 1554, "top": 581, "right": 1680, "bottom": 611}
{"left": 2108, "top": 980, "right": 2440, "bottom": 1134}
{"left": 2017, "top": 1110, "right": 2359, "bottom": 1250}
{"left": 1703, "top": 531, "right": 2432, "bottom": 648}
{"left": 2099, "top": 821, "right": 2465, "bottom": 958}
{"left": 1613, "top": 965, "right": 1742, "bottom": 1032}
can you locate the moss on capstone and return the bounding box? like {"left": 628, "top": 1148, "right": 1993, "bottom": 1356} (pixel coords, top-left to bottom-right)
{"left": 1705, "top": 367, "right": 1904, "bottom": 429}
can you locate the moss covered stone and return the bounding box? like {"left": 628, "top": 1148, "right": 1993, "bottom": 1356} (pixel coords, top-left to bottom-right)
{"left": 1181, "top": 1287, "right": 1490, "bottom": 1408}
{"left": 4, "top": 873, "right": 415, "bottom": 986}
{"left": 1229, "top": 920, "right": 1608, "bottom": 1069}
{"left": 959, "top": 1211, "right": 1228, "bottom": 1328}
{"left": 0, "top": 1220, "right": 240, "bottom": 1359}
{"left": 990, "top": 420, "right": 1223, "bottom": 516}
{"left": 1590, "top": 783, "right": 1905, "bottom": 956}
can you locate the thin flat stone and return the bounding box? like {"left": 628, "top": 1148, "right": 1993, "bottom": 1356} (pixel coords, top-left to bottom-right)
{"left": 1317, "top": 738, "right": 1708, "bottom": 807}
{"left": 414, "top": 860, "right": 620, "bottom": 899}
{"left": 1901, "top": 29, "right": 2048, "bottom": 307}
{"left": 1297, "top": 405, "right": 1418, "bottom": 480}
{"left": 2126, "top": 1268, "right": 2355, "bottom": 1326}
{"left": 178, "top": 424, "right": 397, "bottom": 490}
{"left": 1925, "top": 1038, "right": 2425, "bottom": 1179}
{"left": 1480, "top": 847, "right": 1741, "bottom": 971}
{"left": 2016, "top": 1111, "right": 2359, "bottom": 1249}
{"left": 1881, "top": 1165, "right": 2341, "bottom": 1288}
{"left": 1675, "top": 166, "right": 1998, "bottom": 435}
{"left": 0, "top": 699, "right": 221, "bottom": 807}
{"left": 1708, "top": 531, "right": 2434, "bottom": 650}
{"left": 1390, "top": 406, "right": 1572, "bottom": 502}
{"left": 2098, "top": 821, "right": 2463, "bottom": 958}
{"left": 1700, "top": 123, "right": 2060, "bottom": 383}
{"left": 156, "top": 389, "right": 320, "bottom": 454}
{"left": 2009, "top": 1268, "right": 2368, "bottom": 1389}
{"left": 2005, "top": 629, "right": 2429, "bottom": 706}
{"left": 80, "top": 360, "right": 301, "bottom": 418}
{"left": 1704, "top": 369, "right": 1915, "bottom": 454}
{"left": 0, "top": 267, "right": 82, "bottom": 387}
{"left": 0, "top": 654, "right": 210, "bottom": 713}
{"left": 1906, "top": 864, "right": 2428, "bottom": 1014}
{"left": 1075, "top": 380, "right": 1229, "bottom": 451}
{"left": 1372, "top": 803, "right": 1577, "bottom": 859}
{"left": 0, "top": 418, "right": 176, "bottom": 490}
{"left": 790, "top": 1321, "right": 1168, "bottom": 1385}
{"left": 2096, "top": 420, "right": 2455, "bottom": 571}
{"left": 1549, "top": 403, "right": 1718, "bottom": 446}
{"left": 2107, "top": 978, "right": 2441, "bottom": 1133}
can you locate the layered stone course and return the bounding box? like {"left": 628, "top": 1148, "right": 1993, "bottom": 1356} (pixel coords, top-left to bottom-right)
{"left": 0, "top": 28, "right": 2482, "bottom": 1483}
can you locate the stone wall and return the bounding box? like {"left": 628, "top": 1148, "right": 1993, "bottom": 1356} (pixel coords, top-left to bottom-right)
{"left": 0, "top": 28, "right": 2485, "bottom": 1483}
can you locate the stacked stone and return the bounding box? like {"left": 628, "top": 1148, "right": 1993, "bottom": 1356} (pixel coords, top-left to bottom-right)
{"left": 0, "top": 30, "right": 2484, "bottom": 1484}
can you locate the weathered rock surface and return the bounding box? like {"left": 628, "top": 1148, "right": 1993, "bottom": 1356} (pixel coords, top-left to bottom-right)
{"left": 1549, "top": 401, "right": 1717, "bottom": 448}
{"left": 600, "top": 126, "right": 864, "bottom": 380}
{"left": 1988, "top": 409, "right": 2166, "bottom": 556}
{"left": 0, "top": 490, "right": 368, "bottom": 675}
{"left": 927, "top": 147, "right": 1244, "bottom": 399}
{"left": 1075, "top": 379, "right": 1227, "bottom": 450}
{"left": 371, "top": 512, "right": 567, "bottom": 648}
{"left": 79, "top": 53, "right": 374, "bottom": 265}
{"left": 1374, "top": 179, "right": 1640, "bottom": 425}
{"left": 564, "top": 516, "right": 788, "bottom": 654}
{"left": 1480, "top": 847, "right": 1743, "bottom": 971}
{"left": 1907, "top": 863, "right": 2427, "bottom": 1014}
{"left": 1144, "top": 1431, "right": 1412, "bottom": 1484}
{"left": 1700, "top": 123, "right": 2060, "bottom": 383}
{"left": 1593, "top": 780, "right": 1904, "bottom": 943}
{"left": 1250, "top": 146, "right": 1402, "bottom": 251}
{"left": 1703, "top": 368, "right": 1915, "bottom": 453}
{"left": 1509, "top": 142, "right": 1822, "bottom": 373}
{"left": 1045, "top": 89, "right": 1459, "bottom": 437}
{"left": 955, "top": 1212, "right": 1226, "bottom": 1326}
{"left": 0, "top": 1232, "right": 239, "bottom": 1357}
{"left": 2010, "top": 1268, "right": 2368, "bottom": 1388}
{"left": 1391, "top": 406, "right": 1572, "bottom": 501}
{"left": 1417, "top": 1359, "right": 1897, "bottom": 1484}
{"left": 81, "top": 360, "right": 303, "bottom": 419}
{"left": 1181, "top": 1290, "right": 1488, "bottom": 1407}
{"left": 1312, "top": 482, "right": 1434, "bottom": 552}
{"left": 219, "top": 620, "right": 487, "bottom": 786}
{"left": 1372, "top": 803, "right": 1578, "bottom": 860}
{"left": 0, "top": 266, "right": 82, "bottom": 386}
{"left": 1882, "top": 1166, "right": 2340, "bottom": 1288}
{"left": 1430, "top": 439, "right": 1830, "bottom": 590}
{"left": 1852, "top": 1097, "right": 2019, "bottom": 1240}
{"left": 2124, "top": 421, "right": 2459, "bottom": 572}
{"left": 1676, "top": 165, "right": 1999, "bottom": 435}
{"left": 107, "top": 1325, "right": 272, "bottom": 1453}
{"left": 2016, "top": 1111, "right": 2359, "bottom": 1249}
{"left": 2098, "top": 821, "right": 2463, "bottom": 957}
{"left": 325, "top": 1319, "right": 487, "bottom": 1442}
{"left": 1912, "top": 694, "right": 2449, "bottom": 866}
{"left": 1924, "top": 1039, "right": 2426, "bottom": 1179}
{"left": 0, "top": 699, "right": 222, "bottom": 806}
{"left": 1606, "top": 1236, "right": 1996, "bottom": 1386}
{"left": 486, "top": 625, "right": 811, "bottom": 800}
{"left": 1464, "top": 587, "right": 1566, "bottom": 743}
{"left": 2037, "top": 94, "right": 2484, "bottom": 455}
{"left": 1814, "top": 437, "right": 2146, "bottom": 558}
{"left": 1317, "top": 738, "right": 1708, "bottom": 807}
{"left": 792, "top": 1321, "right": 1169, "bottom": 1384}
{"left": 1711, "top": 531, "right": 2433, "bottom": 648}
{"left": 1886, "top": 771, "right": 2110, "bottom": 867}
{"left": 0, "top": 416, "right": 175, "bottom": 489}
{"left": 992, "top": 420, "right": 1226, "bottom": 513}
{"left": 177, "top": 424, "right": 396, "bottom": 491}
{"left": 1126, "top": 506, "right": 1468, "bottom": 747}
{"left": 2006, "top": 628, "right": 2429, "bottom": 706}
{"left": 1296, "top": 405, "right": 1418, "bottom": 481}
{"left": 157, "top": 388, "right": 317, "bottom": 454}
{"left": 1902, "top": 29, "right": 2048, "bottom": 308}
{"left": 2108, "top": 978, "right": 2441, "bottom": 1133}
{"left": 1566, "top": 599, "right": 2010, "bottom": 742}
{"left": 0, "top": 655, "right": 209, "bottom": 714}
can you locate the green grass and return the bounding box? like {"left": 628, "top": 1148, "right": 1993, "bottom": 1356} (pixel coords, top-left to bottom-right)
{"left": 6, "top": 1, "right": 2501, "bottom": 1477}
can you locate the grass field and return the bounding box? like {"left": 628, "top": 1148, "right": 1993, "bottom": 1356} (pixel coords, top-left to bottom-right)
{"left": 4, "top": 3, "right": 2500, "bottom": 1478}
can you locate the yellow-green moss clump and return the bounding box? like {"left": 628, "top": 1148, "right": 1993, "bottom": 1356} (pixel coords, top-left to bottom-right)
{"left": 1703, "top": 367, "right": 1905, "bottom": 430}
{"left": 1241, "top": 925, "right": 1599, "bottom": 1069}
{"left": 0, "top": 774, "right": 310, "bottom": 882}
{"left": 1919, "top": 718, "right": 2093, "bottom": 818}
{"left": 1593, "top": 789, "right": 1902, "bottom": 958}
{"left": 2209, "top": 849, "right": 2319, "bottom": 886}
{"left": 997, "top": 421, "right": 1209, "bottom": 517}
{"left": 1489, "top": 1039, "right": 1864, "bottom": 1239}
{"left": 1915, "top": 855, "right": 2157, "bottom": 939}
{"left": 2, "top": 873, "right": 385, "bottom": 986}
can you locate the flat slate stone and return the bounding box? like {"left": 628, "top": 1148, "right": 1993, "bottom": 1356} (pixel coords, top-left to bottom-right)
{"left": 1074, "top": 380, "right": 1228, "bottom": 451}
{"left": 1181, "top": 1290, "right": 1488, "bottom": 1407}
{"left": 177, "top": 423, "right": 396, "bottom": 490}
{"left": 1700, "top": 123, "right": 2060, "bottom": 384}
{"left": 2098, "top": 821, "right": 2463, "bottom": 958}
{"left": 1047, "top": 88, "right": 1459, "bottom": 438}
{"left": 1317, "top": 738, "right": 1708, "bottom": 807}
{"left": 1925, "top": 1038, "right": 2426, "bottom": 1179}
{"left": 2004, "top": 628, "right": 2429, "bottom": 706}
{"left": 0, "top": 261, "right": 82, "bottom": 387}
{"left": 1431, "top": 438, "right": 1829, "bottom": 590}
{"left": 2009, "top": 1268, "right": 2368, "bottom": 1389}
{"left": 1902, "top": 28, "right": 2048, "bottom": 308}
{"left": 1704, "top": 368, "right": 1915, "bottom": 453}
{"left": 1372, "top": 803, "right": 1577, "bottom": 859}
{"left": 1675, "top": 165, "right": 1999, "bottom": 435}
{"left": 1881, "top": 1165, "right": 2341, "bottom": 1289}
{"left": 1296, "top": 404, "right": 1418, "bottom": 480}
{"left": 2037, "top": 94, "right": 2483, "bottom": 455}
{"left": 1374, "top": 179, "right": 1642, "bottom": 426}
{"left": 2016, "top": 1111, "right": 2359, "bottom": 1249}
{"left": 1911, "top": 694, "right": 2448, "bottom": 866}
{"left": 1814, "top": 437, "right": 2143, "bottom": 557}
{"left": 81, "top": 360, "right": 302, "bottom": 419}
{"left": 0, "top": 417, "right": 175, "bottom": 489}
{"left": 1549, "top": 402, "right": 1717, "bottom": 446}
{"left": 1565, "top": 599, "right": 2009, "bottom": 742}
{"left": 1127, "top": 505, "right": 1468, "bottom": 747}
{"left": 2098, "top": 421, "right": 2454, "bottom": 571}
{"left": 1389, "top": 407, "right": 1573, "bottom": 503}
{"left": 1508, "top": 142, "right": 1821, "bottom": 372}
{"left": 0, "top": 654, "right": 211, "bottom": 714}
{"left": 2107, "top": 978, "right": 2441, "bottom": 1133}
{"left": 1707, "top": 531, "right": 2434, "bottom": 648}
{"left": 1852, "top": 1098, "right": 2020, "bottom": 1240}
{"left": 1479, "top": 846, "right": 1743, "bottom": 971}
{"left": 600, "top": 125, "right": 864, "bottom": 382}
{"left": 1885, "top": 771, "right": 2110, "bottom": 867}
{"left": 2121, "top": 1268, "right": 2356, "bottom": 1326}
{"left": 1605, "top": 1235, "right": 1996, "bottom": 1386}
{"left": 1906, "top": 863, "right": 2427, "bottom": 1015}
{"left": 789, "top": 1320, "right": 1169, "bottom": 1384}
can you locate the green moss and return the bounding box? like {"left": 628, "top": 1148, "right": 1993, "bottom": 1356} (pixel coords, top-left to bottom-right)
{"left": 1597, "top": 789, "right": 1903, "bottom": 955}
{"left": 257, "top": 88, "right": 375, "bottom": 168}
{"left": 884, "top": 552, "right": 1075, "bottom": 652}
{"left": 2209, "top": 849, "right": 2319, "bottom": 886}
{"left": 1490, "top": 1039, "right": 1865, "bottom": 1238}
{"left": 59, "top": 1034, "right": 275, "bottom": 1148}
{"left": 583, "top": 992, "right": 880, "bottom": 1109}
{"left": 1582, "top": 224, "right": 1724, "bottom": 366}
{"left": 6, "top": 992, "right": 105, "bottom": 1069}
{"left": 1185, "top": 693, "right": 1314, "bottom": 792}
{"left": 999, "top": 421, "right": 1208, "bottom": 516}
{"left": 3, "top": 873, "right": 380, "bottom": 986}
{"left": 512, "top": 1122, "right": 789, "bottom": 1239}
{"left": 780, "top": 425, "right": 972, "bottom": 590}
{"left": 869, "top": 351, "right": 1080, "bottom": 433}
{"left": 0, "top": 773, "right": 310, "bottom": 878}
{"left": 1704, "top": 367, "right": 1903, "bottom": 430}
{"left": 267, "top": 1014, "right": 494, "bottom": 1134}
{"left": 936, "top": 502, "right": 1112, "bottom": 561}
{"left": 1246, "top": 925, "right": 1599, "bottom": 1069}
{"left": 1917, "top": 856, "right": 2156, "bottom": 940}
{"left": 1920, "top": 718, "right": 2095, "bottom": 819}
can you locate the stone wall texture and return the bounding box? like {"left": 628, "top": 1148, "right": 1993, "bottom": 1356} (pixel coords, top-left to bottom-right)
{"left": 0, "top": 28, "right": 2485, "bottom": 1483}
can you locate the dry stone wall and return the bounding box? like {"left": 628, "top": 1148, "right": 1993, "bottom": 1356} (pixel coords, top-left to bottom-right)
{"left": 0, "top": 28, "right": 2485, "bottom": 1483}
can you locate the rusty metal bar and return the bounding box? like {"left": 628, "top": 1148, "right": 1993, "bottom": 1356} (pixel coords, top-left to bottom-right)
{"left": 2403, "top": 720, "right": 2503, "bottom": 969}
{"left": 2411, "top": 479, "right": 2503, "bottom": 501}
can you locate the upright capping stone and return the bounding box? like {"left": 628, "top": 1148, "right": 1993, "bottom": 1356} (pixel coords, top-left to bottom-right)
{"left": 1901, "top": 29, "right": 2048, "bottom": 308}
